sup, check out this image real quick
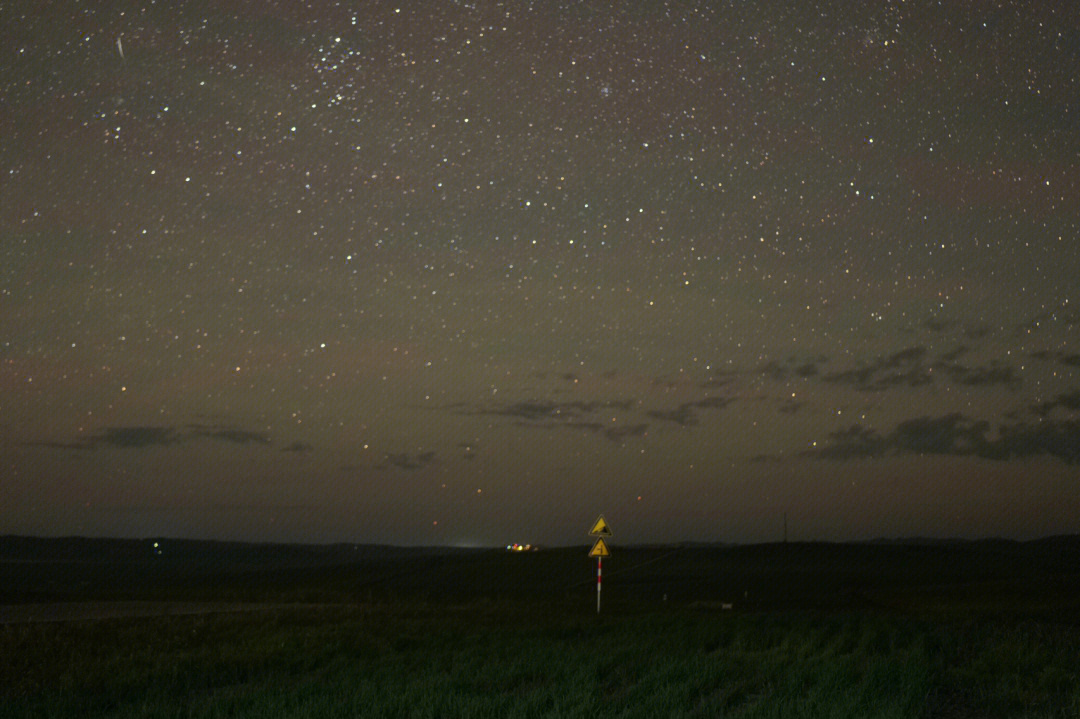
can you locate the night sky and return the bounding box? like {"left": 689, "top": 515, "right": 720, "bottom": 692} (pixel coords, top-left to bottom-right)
{"left": 3, "top": 0, "right": 1079, "bottom": 547}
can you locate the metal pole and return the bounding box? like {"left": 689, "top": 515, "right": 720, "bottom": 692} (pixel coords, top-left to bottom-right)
{"left": 597, "top": 557, "right": 602, "bottom": 613}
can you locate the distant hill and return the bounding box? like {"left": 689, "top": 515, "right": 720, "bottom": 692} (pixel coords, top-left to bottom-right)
{"left": 0, "top": 535, "right": 471, "bottom": 567}
{"left": 3, "top": 534, "right": 1080, "bottom": 609}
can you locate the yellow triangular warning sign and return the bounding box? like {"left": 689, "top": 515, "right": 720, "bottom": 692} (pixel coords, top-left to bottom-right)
{"left": 589, "top": 537, "right": 611, "bottom": 557}
{"left": 589, "top": 514, "right": 613, "bottom": 537}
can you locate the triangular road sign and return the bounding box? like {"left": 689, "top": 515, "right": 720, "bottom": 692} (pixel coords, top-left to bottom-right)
{"left": 589, "top": 514, "right": 613, "bottom": 537}
{"left": 589, "top": 537, "right": 611, "bottom": 557}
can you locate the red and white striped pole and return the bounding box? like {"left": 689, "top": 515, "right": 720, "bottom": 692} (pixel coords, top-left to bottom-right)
{"left": 596, "top": 557, "right": 602, "bottom": 613}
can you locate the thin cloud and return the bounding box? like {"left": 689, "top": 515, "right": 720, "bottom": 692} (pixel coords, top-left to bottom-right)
{"left": 937, "top": 362, "right": 1018, "bottom": 387}
{"left": 192, "top": 428, "right": 272, "bottom": 445}
{"left": 923, "top": 318, "right": 952, "bottom": 332}
{"left": 760, "top": 360, "right": 786, "bottom": 380}
{"left": 90, "top": 426, "right": 180, "bottom": 449}
{"left": 648, "top": 405, "right": 698, "bottom": 426}
{"left": 647, "top": 397, "right": 732, "bottom": 426}
{"left": 382, "top": 451, "right": 437, "bottom": 471}
{"left": 823, "top": 346, "right": 1018, "bottom": 391}
{"left": 48, "top": 424, "right": 276, "bottom": 450}
{"left": 1031, "top": 350, "right": 1080, "bottom": 367}
{"left": 752, "top": 356, "right": 825, "bottom": 382}
{"left": 990, "top": 420, "right": 1080, "bottom": 464}
{"left": 1036, "top": 390, "right": 1080, "bottom": 416}
{"left": 511, "top": 420, "right": 604, "bottom": 433}
{"left": 939, "top": 346, "right": 969, "bottom": 362}
{"left": 823, "top": 347, "right": 931, "bottom": 391}
{"left": 811, "top": 413, "right": 1080, "bottom": 464}
{"left": 468, "top": 399, "right": 635, "bottom": 422}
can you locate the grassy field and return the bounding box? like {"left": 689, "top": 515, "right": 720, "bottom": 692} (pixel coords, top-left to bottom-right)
{"left": 4, "top": 602, "right": 1080, "bottom": 718}
{"left": 3, "top": 537, "right": 1080, "bottom": 717}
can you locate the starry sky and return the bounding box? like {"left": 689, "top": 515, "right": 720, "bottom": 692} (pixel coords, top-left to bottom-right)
{"left": 3, "top": 0, "right": 1079, "bottom": 547}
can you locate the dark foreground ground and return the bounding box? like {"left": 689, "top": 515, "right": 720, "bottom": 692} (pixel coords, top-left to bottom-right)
{"left": 2, "top": 536, "right": 1080, "bottom": 717}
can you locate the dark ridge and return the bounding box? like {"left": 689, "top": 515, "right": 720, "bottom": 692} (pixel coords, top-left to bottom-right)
{"left": 4, "top": 535, "right": 1080, "bottom": 609}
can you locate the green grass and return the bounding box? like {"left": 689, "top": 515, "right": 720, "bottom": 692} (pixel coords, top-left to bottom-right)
{"left": 4, "top": 602, "right": 1080, "bottom": 718}
{"left": 5, "top": 538, "right": 1080, "bottom": 717}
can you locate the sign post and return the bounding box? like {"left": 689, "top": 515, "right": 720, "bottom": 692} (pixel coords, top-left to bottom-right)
{"left": 588, "top": 515, "right": 612, "bottom": 613}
